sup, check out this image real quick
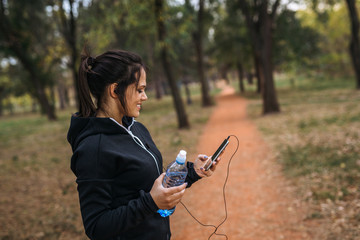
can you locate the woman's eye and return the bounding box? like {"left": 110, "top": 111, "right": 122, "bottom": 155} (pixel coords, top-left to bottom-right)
{"left": 138, "top": 90, "right": 143, "bottom": 93}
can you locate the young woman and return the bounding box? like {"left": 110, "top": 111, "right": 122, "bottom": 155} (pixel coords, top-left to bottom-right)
{"left": 67, "top": 48, "right": 220, "bottom": 240}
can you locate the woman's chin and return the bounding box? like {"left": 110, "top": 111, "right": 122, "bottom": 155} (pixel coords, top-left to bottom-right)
{"left": 129, "top": 112, "right": 140, "bottom": 118}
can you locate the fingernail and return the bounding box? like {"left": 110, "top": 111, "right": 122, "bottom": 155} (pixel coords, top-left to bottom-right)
{"left": 200, "top": 167, "right": 204, "bottom": 171}
{"left": 204, "top": 156, "right": 208, "bottom": 159}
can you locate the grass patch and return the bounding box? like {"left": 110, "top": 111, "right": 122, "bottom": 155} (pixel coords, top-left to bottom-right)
{"left": 246, "top": 75, "right": 360, "bottom": 239}
{"left": 0, "top": 85, "right": 216, "bottom": 239}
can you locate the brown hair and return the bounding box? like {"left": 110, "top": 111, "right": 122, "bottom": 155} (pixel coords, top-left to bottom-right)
{"left": 77, "top": 46, "right": 145, "bottom": 117}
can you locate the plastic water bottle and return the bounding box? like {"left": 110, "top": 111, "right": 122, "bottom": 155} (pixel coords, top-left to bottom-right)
{"left": 157, "top": 150, "right": 188, "bottom": 217}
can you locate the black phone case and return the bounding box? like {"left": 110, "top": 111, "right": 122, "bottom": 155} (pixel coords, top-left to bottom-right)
{"left": 204, "top": 136, "right": 230, "bottom": 171}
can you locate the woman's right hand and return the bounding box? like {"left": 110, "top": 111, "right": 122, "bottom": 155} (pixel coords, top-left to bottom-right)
{"left": 150, "top": 173, "right": 187, "bottom": 210}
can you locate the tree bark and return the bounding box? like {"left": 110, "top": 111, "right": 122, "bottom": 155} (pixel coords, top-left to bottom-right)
{"left": 183, "top": 76, "right": 192, "bottom": 105}
{"left": 345, "top": 0, "right": 360, "bottom": 89}
{"left": 193, "top": 0, "right": 213, "bottom": 107}
{"left": 261, "top": 12, "right": 280, "bottom": 113}
{"left": 236, "top": 61, "right": 245, "bottom": 93}
{"left": 57, "top": 78, "right": 67, "bottom": 110}
{"left": 0, "top": 87, "right": 4, "bottom": 116}
{"left": 155, "top": 0, "right": 190, "bottom": 129}
{"left": 145, "top": 35, "right": 163, "bottom": 100}
{"left": 219, "top": 64, "right": 229, "bottom": 83}
{"left": 254, "top": 52, "right": 262, "bottom": 93}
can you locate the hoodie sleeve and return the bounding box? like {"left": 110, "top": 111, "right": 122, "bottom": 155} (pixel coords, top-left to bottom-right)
{"left": 185, "top": 161, "right": 202, "bottom": 187}
{"left": 73, "top": 135, "right": 159, "bottom": 240}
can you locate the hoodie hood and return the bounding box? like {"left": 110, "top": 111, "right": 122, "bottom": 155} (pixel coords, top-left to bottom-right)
{"left": 67, "top": 114, "right": 134, "bottom": 152}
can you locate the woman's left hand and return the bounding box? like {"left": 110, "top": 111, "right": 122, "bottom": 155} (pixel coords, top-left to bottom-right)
{"left": 193, "top": 154, "right": 221, "bottom": 178}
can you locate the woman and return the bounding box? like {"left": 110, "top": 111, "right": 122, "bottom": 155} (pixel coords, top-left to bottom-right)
{"left": 67, "top": 48, "right": 220, "bottom": 240}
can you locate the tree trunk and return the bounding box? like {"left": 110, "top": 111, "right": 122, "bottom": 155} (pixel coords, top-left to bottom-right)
{"left": 193, "top": 0, "right": 213, "bottom": 107}
{"left": 155, "top": 78, "right": 163, "bottom": 100}
{"left": 59, "top": 0, "right": 80, "bottom": 108}
{"left": 70, "top": 48, "right": 79, "bottom": 108}
{"left": 183, "top": 77, "right": 192, "bottom": 105}
{"left": 246, "top": 72, "right": 253, "bottom": 85}
{"left": 261, "top": 12, "right": 280, "bottom": 113}
{"left": 146, "top": 36, "right": 162, "bottom": 100}
{"left": 236, "top": 61, "right": 245, "bottom": 93}
{"left": 33, "top": 76, "right": 56, "bottom": 120}
{"left": 239, "top": 0, "right": 280, "bottom": 114}
{"left": 254, "top": 55, "right": 262, "bottom": 94}
{"left": 219, "top": 63, "right": 231, "bottom": 83}
{"left": 345, "top": 0, "right": 360, "bottom": 89}
{"left": 57, "top": 78, "right": 67, "bottom": 110}
{"left": 14, "top": 49, "right": 56, "bottom": 119}
{"left": 0, "top": 87, "right": 4, "bottom": 117}
{"left": 155, "top": 0, "right": 190, "bottom": 129}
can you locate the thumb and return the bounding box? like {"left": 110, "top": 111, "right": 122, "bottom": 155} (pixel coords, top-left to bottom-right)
{"left": 156, "top": 173, "right": 166, "bottom": 184}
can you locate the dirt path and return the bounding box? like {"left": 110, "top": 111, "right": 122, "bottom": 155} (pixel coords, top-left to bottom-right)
{"left": 170, "top": 86, "right": 311, "bottom": 240}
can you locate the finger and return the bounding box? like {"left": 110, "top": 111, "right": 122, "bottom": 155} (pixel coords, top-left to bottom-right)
{"left": 167, "top": 188, "right": 186, "bottom": 206}
{"left": 170, "top": 187, "right": 186, "bottom": 199}
{"left": 166, "top": 182, "right": 188, "bottom": 194}
{"left": 200, "top": 167, "right": 212, "bottom": 176}
{"left": 198, "top": 154, "right": 209, "bottom": 162}
{"left": 210, "top": 163, "right": 217, "bottom": 171}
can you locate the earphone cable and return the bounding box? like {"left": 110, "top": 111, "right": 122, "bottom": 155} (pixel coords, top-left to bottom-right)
{"left": 180, "top": 135, "right": 239, "bottom": 240}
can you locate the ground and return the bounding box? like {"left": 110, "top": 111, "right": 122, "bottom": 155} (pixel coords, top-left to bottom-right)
{"left": 170, "top": 86, "right": 312, "bottom": 240}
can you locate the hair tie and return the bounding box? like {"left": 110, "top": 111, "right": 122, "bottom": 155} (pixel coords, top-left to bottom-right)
{"left": 87, "top": 56, "right": 95, "bottom": 70}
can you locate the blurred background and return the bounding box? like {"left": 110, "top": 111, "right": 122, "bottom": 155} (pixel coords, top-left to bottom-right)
{"left": 0, "top": 0, "right": 359, "bottom": 239}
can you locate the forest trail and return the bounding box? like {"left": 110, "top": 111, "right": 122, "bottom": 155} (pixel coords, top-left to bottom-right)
{"left": 171, "top": 85, "right": 311, "bottom": 240}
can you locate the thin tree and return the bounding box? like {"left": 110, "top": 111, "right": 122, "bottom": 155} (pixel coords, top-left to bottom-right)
{"left": 237, "top": 0, "right": 281, "bottom": 114}
{"left": 154, "top": 0, "right": 190, "bottom": 128}
{"left": 345, "top": 0, "right": 360, "bottom": 89}
{"left": 194, "top": 0, "right": 213, "bottom": 106}
{"left": 185, "top": 0, "right": 213, "bottom": 106}
{"left": 56, "top": 0, "right": 80, "bottom": 107}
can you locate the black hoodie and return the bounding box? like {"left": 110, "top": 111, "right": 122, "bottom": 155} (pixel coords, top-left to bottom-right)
{"left": 67, "top": 115, "right": 201, "bottom": 240}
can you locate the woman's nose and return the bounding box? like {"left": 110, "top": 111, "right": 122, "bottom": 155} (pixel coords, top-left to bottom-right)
{"left": 142, "top": 92, "right": 148, "bottom": 101}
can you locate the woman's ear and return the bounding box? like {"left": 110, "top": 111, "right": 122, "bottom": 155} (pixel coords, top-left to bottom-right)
{"left": 109, "top": 83, "right": 119, "bottom": 99}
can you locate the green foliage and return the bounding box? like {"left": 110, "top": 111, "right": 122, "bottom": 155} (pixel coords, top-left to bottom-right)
{"left": 296, "top": 3, "right": 353, "bottom": 77}
{"left": 210, "top": 1, "right": 252, "bottom": 71}
{"left": 1, "top": 0, "right": 60, "bottom": 75}
{"left": 0, "top": 0, "right": 64, "bottom": 119}
{"left": 274, "top": 9, "right": 321, "bottom": 72}
{"left": 1, "top": 0, "right": 358, "bottom": 117}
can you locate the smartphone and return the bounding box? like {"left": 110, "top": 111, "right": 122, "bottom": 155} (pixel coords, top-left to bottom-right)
{"left": 204, "top": 136, "right": 230, "bottom": 171}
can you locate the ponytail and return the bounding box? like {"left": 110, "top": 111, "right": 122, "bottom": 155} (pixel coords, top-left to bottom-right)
{"left": 77, "top": 46, "right": 97, "bottom": 117}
